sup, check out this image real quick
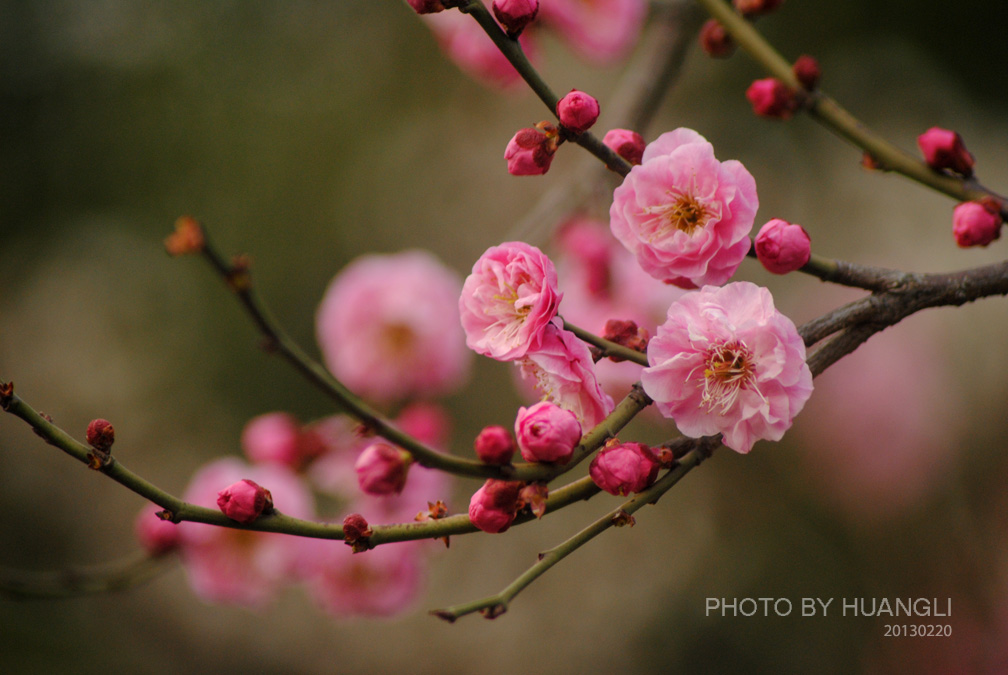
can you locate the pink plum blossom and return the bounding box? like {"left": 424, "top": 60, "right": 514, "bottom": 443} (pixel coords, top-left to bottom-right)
{"left": 468, "top": 479, "right": 523, "bottom": 533}
{"left": 589, "top": 442, "right": 661, "bottom": 495}
{"left": 754, "top": 218, "right": 811, "bottom": 274}
{"left": 516, "top": 321, "right": 615, "bottom": 428}
{"left": 459, "top": 241, "right": 562, "bottom": 361}
{"left": 641, "top": 282, "right": 812, "bottom": 453}
{"left": 917, "top": 126, "right": 975, "bottom": 177}
{"left": 316, "top": 250, "right": 471, "bottom": 403}
{"left": 609, "top": 128, "right": 758, "bottom": 288}
{"left": 538, "top": 0, "right": 647, "bottom": 64}
{"left": 134, "top": 503, "right": 180, "bottom": 556}
{"left": 423, "top": 5, "right": 537, "bottom": 88}
{"left": 300, "top": 538, "right": 425, "bottom": 617}
{"left": 514, "top": 400, "right": 582, "bottom": 464}
{"left": 953, "top": 200, "right": 1002, "bottom": 247}
{"left": 177, "top": 458, "right": 314, "bottom": 607}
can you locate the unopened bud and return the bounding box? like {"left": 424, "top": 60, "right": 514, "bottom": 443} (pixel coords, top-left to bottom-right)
{"left": 216, "top": 479, "right": 273, "bottom": 523}
{"left": 355, "top": 442, "right": 411, "bottom": 495}
{"left": 504, "top": 123, "right": 558, "bottom": 176}
{"left": 468, "top": 479, "right": 523, "bottom": 533}
{"left": 514, "top": 401, "right": 581, "bottom": 464}
{"left": 952, "top": 200, "right": 1002, "bottom": 248}
{"left": 342, "top": 513, "right": 373, "bottom": 552}
{"left": 589, "top": 442, "right": 661, "bottom": 496}
{"left": 556, "top": 89, "right": 600, "bottom": 134}
{"left": 492, "top": 0, "right": 539, "bottom": 36}
{"left": 602, "top": 319, "right": 649, "bottom": 359}
{"left": 754, "top": 218, "right": 811, "bottom": 274}
{"left": 406, "top": 0, "right": 446, "bottom": 14}
{"left": 745, "top": 78, "right": 797, "bottom": 119}
{"left": 86, "top": 418, "right": 115, "bottom": 451}
{"left": 699, "top": 19, "right": 735, "bottom": 58}
{"left": 474, "top": 425, "right": 516, "bottom": 464}
{"left": 792, "top": 55, "right": 820, "bottom": 90}
{"left": 917, "top": 127, "right": 975, "bottom": 177}
{"left": 165, "top": 216, "right": 205, "bottom": 256}
{"left": 734, "top": 0, "right": 784, "bottom": 17}
{"left": 602, "top": 128, "right": 646, "bottom": 166}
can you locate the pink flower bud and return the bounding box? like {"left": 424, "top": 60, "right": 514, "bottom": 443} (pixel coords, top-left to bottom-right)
{"left": 917, "top": 127, "right": 975, "bottom": 177}
{"left": 514, "top": 401, "right": 582, "bottom": 464}
{"left": 754, "top": 218, "right": 811, "bottom": 274}
{"left": 504, "top": 125, "right": 557, "bottom": 176}
{"left": 468, "top": 479, "right": 523, "bottom": 533}
{"left": 406, "top": 0, "right": 446, "bottom": 14}
{"left": 589, "top": 442, "right": 661, "bottom": 496}
{"left": 952, "top": 201, "right": 1003, "bottom": 248}
{"left": 342, "top": 513, "right": 373, "bottom": 551}
{"left": 355, "top": 442, "right": 411, "bottom": 495}
{"left": 134, "top": 503, "right": 180, "bottom": 556}
{"left": 493, "top": 0, "right": 539, "bottom": 36}
{"left": 86, "top": 418, "right": 115, "bottom": 451}
{"left": 733, "top": 0, "right": 784, "bottom": 17}
{"left": 216, "top": 479, "right": 273, "bottom": 523}
{"left": 556, "top": 89, "right": 600, "bottom": 134}
{"left": 474, "top": 425, "right": 516, "bottom": 464}
{"left": 602, "top": 128, "right": 646, "bottom": 166}
{"left": 699, "top": 19, "right": 735, "bottom": 58}
{"left": 792, "top": 55, "right": 820, "bottom": 90}
{"left": 745, "top": 78, "right": 796, "bottom": 119}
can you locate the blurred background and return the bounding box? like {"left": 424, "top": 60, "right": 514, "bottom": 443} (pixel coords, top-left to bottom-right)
{"left": 3, "top": 1, "right": 1008, "bottom": 672}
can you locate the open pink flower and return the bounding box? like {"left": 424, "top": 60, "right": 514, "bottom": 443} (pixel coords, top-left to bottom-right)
{"left": 610, "top": 128, "right": 758, "bottom": 288}
{"left": 539, "top": 0, "right": 647, "bottom": 64}
{"left": 316, "top": 250, "right": 471, "bottom": 403}
{"left": 516, "top": 321, "right": 615, "bottom": 428}
{"left": 641, "top": 282, "right": 812, "bottom": 453}
{"left": 177, "top": 458, "right": 314, "bottom": 607}
{"left": 460, "top": 241, "right": 562, "bottom": 361}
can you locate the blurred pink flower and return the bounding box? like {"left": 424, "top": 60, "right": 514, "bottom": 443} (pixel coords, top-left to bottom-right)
{"left": 460, "top": 241, "right": 562, "bottom": 361}
{"left": 610, "top": 128, "right": 758, "bottom": 288}
{"left": 301, "top": 539, "right": 425, "bottom": 617}
{"left": 642, "top": 282, "right": 812, "bottom": 453}
{"left": 241, "top": 412, "right": 326, "bottom": 469}
{"left": 178, "top": 458, "right": 315, "bottom": 607}
{"left": 553, "top": 216, "right": 684, "bottom": 392}
{"left": 539, "top": 0, "right": 647, "bottom": 63}
{"left": 423, "top": 4, "right": 538, "bottom": 88}
{"left": 134, "top": 503, "right": 180, "bottom": 556}
{"left": 355, "top": 442, "right": 412, "bottom": 496}
{"left": 793, "top": 320, "right": 962, "bottom": 522}
{"left": 517, "top": 321, "right": 615, "bottom": 428}
{"left": 316, "top": 250, "right": 471, "bottom": 403}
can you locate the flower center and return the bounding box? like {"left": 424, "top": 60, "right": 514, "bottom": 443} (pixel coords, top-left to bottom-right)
{"left": 697, "top": 340, "right": 759, "bottom": 414}
{"left": 641, "top": 187, "right": 720, "bottom": 238}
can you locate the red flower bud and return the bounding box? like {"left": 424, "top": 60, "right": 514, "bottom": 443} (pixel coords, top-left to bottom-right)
{"left": 342, "top": 513, "right": 373, "bottom": 551}
{"left": 504, "top": 125, "right": 557, "bottom": 176}
{"left": 406, "top": 0, "right": 446, "bottom": 14}
{"left": 468, "top": 479, "right": 523, "bottom": 533}
{"left": 474, "top": 425, "right": 516, "bottom": 464}
{"left": 86, "top": 418, "right": 115, "bottom": 451}
{"left": 745, "top": 78, "right": 797, "bottom": 119}
{"left": 917, "top": 127, "right": 975, "bottom": 177}
{"left": 216, "top": 479, "right": 273, "bottom": 523}
{"left": 556, "top": 89, "right": 600, "bottom": 134}
{"left": 492, "top": 0, "right": 539, "bottom": 36}
{"left": 792, "top": 55, "right": 820, "bottom": 90}
{"left": 589, "top": 442, "right": 661, "bottom": 496}
{"left": 700, "top": 19, "right": 735, "bottom": 58}
{"left": 602, "top": 128, "right": 646, "bottom": 166}
{"left": 952, "top": 200, "right": 1002, "bottom": 248}
{"left": 355, "top": 442, "right": 411, "bottom": 495}
{"left": 754, "top": 219, "right": 811, "bottom": 274}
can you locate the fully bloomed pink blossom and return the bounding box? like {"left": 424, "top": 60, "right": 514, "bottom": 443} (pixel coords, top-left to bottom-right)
{"left": 423, "top": 5, "right": 537, "bottom": 88}
{"left": 516, "top": 321, "right": 615, "bottom": 428}
{"left": 514, "top": 400, "right": 582, "bottom": 464}
{"left": 589, "top": 442, "right": 661, "bottom": 495}
{"left": 177, "top": 458, "right": 315, "bottom": 607}
{"left": 459, "top": 241, "right": 562, "bottom": 361}
{"left": 609, "top": 128, "right": 758, "bottom": 288}
{"left": 539, "top": 0, "right": 647, "bottom": 64}
{"left": 300, "top": 538, "right": 425, "bottom": 617}
{"left": 641, "top": 282, "right": 812, "bottom": 453}
{"left": 316, "top": 250, "right": 471, "bottom": 403}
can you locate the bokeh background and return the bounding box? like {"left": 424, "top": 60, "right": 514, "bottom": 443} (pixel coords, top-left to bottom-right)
{"left": 3, "top": 1, "right": 1008, "bottom": 672}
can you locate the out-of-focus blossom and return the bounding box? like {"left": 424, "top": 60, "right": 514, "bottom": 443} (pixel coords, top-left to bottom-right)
{"left": 538, "top": 0, "right": 647, "bottom": 64}
{"left": 734, "top": 0, "right": 784, "bottom": 17}
{"left": 134, "top": 503, "right": 180, "bottom": 556}
{"left": 642, "top": 282, "right": 812, "bottom": 453}
{"left": 316, "top": 250, "right": 471, "bottom": 404}
{"left": 792, "top": 54, "right": 821, "bottom": 90}
{"left": 754, "top": 218, "right": 811, "bottom": 274}
{"left": 474, "top": 425, "right": 517, "bottom": 464}
{"left": 610, "top": 128, "right": 758, "bottom": 288}
{"left": 241, "top": 412, "right": 326, "bottom": 469}
{"left": 700, "top": 19, "right": 735, "bottom": 58}
{"left": 407, "top": 0, "right": 446, "bottom": 13}
{"left": 422, "top": 5, "right": 537, "bottom": 88}
{"left": 300, "top": 539, "right": 425, "bottom": 617}
{"left": 355, "top": 442, "right": 412, "bottom": 496}
{"left": 459, "top": 241, "right": 562, "bottom": 361}
{"left": 517, "top": 321, "right": 615, "bottom": 428}
{"left": 514, "top": 400, "right": 582, "bottom": 464}
{"left": 177, "top": 458, "right": 314, "bottom": 607}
